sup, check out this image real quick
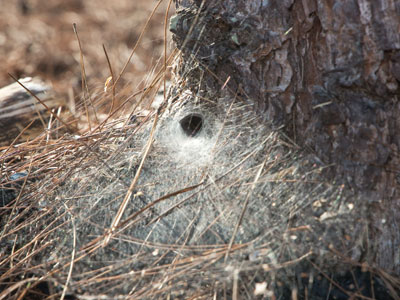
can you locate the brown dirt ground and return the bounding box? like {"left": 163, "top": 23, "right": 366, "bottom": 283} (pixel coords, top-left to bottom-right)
{"left": 0, "top": 0, "right": 174, "bottom": 141}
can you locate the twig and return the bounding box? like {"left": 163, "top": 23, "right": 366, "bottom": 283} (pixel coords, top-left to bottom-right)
{"left": 224, "top": 151, "right": 270, "bottom": 263}
{"left": 60, "top": 202, "right": 77, "bottom": 300}
{"left": 103, "top": 110, "right": 159, "bottom": 247}
{"left": 163, "top": 0, "right": 174, "bottom": 101}
{"left": 73, "top": 23, "right": 98, "bottom": 129}
{"left": 102, "top": 44, "right": 116, "bottom": 117}
{"left": 7, "top": 74, "right": 72, "bottom": 131}
{"left": 113, "top": 0, "right": 164, "bottom": 88}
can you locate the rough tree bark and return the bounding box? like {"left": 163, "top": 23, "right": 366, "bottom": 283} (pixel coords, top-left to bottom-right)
{"left": 171, "top": 0, "right": 400, "bottom": 275}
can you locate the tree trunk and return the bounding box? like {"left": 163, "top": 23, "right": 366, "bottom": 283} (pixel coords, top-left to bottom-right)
{"left": 171, "top": 0, "right": 400, "bottom": 277}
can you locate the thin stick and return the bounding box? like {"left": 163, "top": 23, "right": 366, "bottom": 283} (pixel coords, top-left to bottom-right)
{"left": 113, "top": 0, "right": 164, "bottom": 88}
{"left": 0, "top": 119, "right": 35, "bottom": 161}
{"left": 0, "top": 156, "right": 34, "bottom": 241}
{"left": 8, "top": 74, "right": 72, "bottom": 131}
{"left": 46, "top": 108, "right": 54, "bottom": 144}
{"left": 224, "top": 153, "right": 270, "bottom": 263}
{"left": 60, "top": 203, "right": 76, "bottom": 300}
{"left": 0, "top": 278, "right": 40, "bottom": 300}
{"left": 73, "top": 23, "right": 98, "bottom": 129}
{"left": 122, "top": 181, "right": 203, "bottom": 228}
{"left": 146, "top": 135, "right": 272, "bottom": 226}
{"left": 102, "top": 44, "right": 116, "bottom": 117}
{"left": 163, "top": 0, "right": 173, "bottom": 101}
{"left": 103, "top": 110, "right": 159, "bottom": 247}
{"left": 123, "top": 48, "right": 178, "bottom": 128}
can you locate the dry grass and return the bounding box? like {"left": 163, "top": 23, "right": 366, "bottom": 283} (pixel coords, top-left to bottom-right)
{"left": 0, "top": 0, "right": 174, "bottom": 142}
{"left": 0, "top": 1, "right": 399, "bottom": 300}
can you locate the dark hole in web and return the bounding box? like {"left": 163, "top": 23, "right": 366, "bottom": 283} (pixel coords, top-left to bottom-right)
{"left": 179, "top": 113, "right": 204, "bottom": 137}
